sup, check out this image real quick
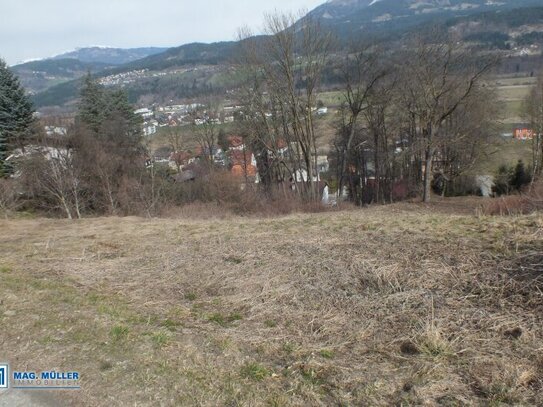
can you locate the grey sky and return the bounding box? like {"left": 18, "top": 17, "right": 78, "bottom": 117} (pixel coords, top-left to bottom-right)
{"left": 1, "top": 0, "right": 324, "bottom": 65}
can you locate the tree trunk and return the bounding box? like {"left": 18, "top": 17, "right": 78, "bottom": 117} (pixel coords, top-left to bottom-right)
{"left": 423, "top": 147, "right": 435, "bottom": 203}
{"left": 339, "top": 115, "right": 359, "bottom": 199}
{"left": 61, "top": 197, "right": 73, "bottom": 220}
{"left": 373, "top": 130, "right": 380, "bottom": 204}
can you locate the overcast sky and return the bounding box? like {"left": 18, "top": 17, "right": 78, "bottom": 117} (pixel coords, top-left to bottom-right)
{"left": 1, "top": 0, "right": 325, "bottom": 65}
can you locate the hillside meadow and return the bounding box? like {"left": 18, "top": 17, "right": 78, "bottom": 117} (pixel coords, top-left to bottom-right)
{"left": 0, "top": 199, "right": 542, "bottom": 406}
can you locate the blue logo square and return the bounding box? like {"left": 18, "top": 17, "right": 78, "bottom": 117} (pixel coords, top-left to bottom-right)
{"left": 0, "top": 364, "right": 8, "bottom": 389}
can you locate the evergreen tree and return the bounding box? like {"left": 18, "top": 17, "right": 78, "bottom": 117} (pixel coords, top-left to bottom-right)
{"left": 72, "top": 75, "right": 144, "bottom": 213}
{"left": 510, "top": 160, "right": 531, "bottom": 191}
{"left": 106, "top": 89, "right": 143, "bottom": 145}
{"left": 0, "top": 58, "right": 34, "bottom": 176}
{"left": 77, "top": 74, "right": 107, "bottom": 134}
{"left": 77, "top": 75, "right": 142, "bottom": 144}
{"left": 493, "top": 164, "right": 511, "bottom": 196}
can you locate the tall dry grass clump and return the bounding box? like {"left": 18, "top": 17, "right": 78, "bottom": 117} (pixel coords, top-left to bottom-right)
{"left": 483, "top": 181, "right": 543, "bottom": 215}
{"left": 0, "top": 178, "right": 21, "bottom": 218}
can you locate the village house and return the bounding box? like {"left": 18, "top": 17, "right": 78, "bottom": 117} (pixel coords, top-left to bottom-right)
{"left": 230, "top": 150, "right": 258, "bottom": 178}
{"left": 224, "top": 136, "right": 258, "bottom": 180}
{"left": 143, "top": 121, "right": 157, "bottom": 136}
{"left": 134, "top": 108, "right": 154, "bottom": 119}
{"left": 316, "top": 155, "right": 330, "bottom": 173}
{"left": 44, "top": 126, "right": 68, "bottom": 137}
{"left": 169, "top": 151, "right": 193, "bottom": 171}
{"left": 514, "top": 128, "right": 534, "bottom": 140}
{"left": 269, "top": 139, "right": 289, "bottom": 158}
{"left": 228, "top": 136, "right": 245, "bottom": 151}
{"left": 317, "top": 107, "right": 328, "bottom": 115}
{"left": 293, "top": 168, "right": 321, "bottom": 183}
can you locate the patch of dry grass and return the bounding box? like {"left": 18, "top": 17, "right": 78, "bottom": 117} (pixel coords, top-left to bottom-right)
{"left": 482, "top": 182, "right": 543, "bottom": 216}
{"left": 0, "top": 203, "right": 541, "bottom": 406}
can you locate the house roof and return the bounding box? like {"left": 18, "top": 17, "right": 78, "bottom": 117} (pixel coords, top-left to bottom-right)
{"left": 276, "top": 139, "right": 288, "bottom": 149}
{"left": 228, "top": 136, "right": 244, "bottom": 148}
{"left": 170, "top": 151, "right": 192, "bottom": 162}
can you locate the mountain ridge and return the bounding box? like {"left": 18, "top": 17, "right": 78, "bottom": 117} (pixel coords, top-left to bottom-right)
{"left": 307, "top": 0, "right": 543, "bottom": 36}
{"left": 26, "top": 2, "right": 543, "bottom": 109}
{"left": 51, "top": 46, "right": 169, "bottom": 65}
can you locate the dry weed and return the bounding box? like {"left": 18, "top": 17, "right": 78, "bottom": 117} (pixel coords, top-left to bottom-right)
{"left": 0, "top": 203, "right": 541, "bottom": 406}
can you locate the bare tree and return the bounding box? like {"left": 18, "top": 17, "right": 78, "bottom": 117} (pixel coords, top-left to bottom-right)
{"left": 363, "top": 79, "right": 398, "bottom": 203}
{"left": 189, "top": 106, "right": 219, "bottom": 165}
{"left": 399, "top": 28, "right": 498, "bottom": 202}
{"left": 236, "top": 11, "right": 331, "bottom": 201}
{"left": 524, "top": 72, "right": 543, "bottom": 180}
{"left": 235, "top": 26, "right": 297, "bottom": 193}
{"left": 27, "top": 147, "right": 82, "bottom": 219}
{"left": 166, "top": 127, "right": 185, "bottom": 172}
{"left": 338, "top": 46, "right": 388, "bottom": 196}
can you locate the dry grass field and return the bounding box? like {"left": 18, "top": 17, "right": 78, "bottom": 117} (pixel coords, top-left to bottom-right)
{"left": 0, "top": 201, "right": 542, "bottom": 406}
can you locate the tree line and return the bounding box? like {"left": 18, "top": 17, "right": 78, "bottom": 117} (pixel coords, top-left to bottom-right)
{"left": 234, "top": 16, "right": 500, "bottom": 204}
{"left": 1, "top": 13, "right": 542, "bottom": 218}
{"left": 1, "top": 73, "right": 159, "bottom": 218}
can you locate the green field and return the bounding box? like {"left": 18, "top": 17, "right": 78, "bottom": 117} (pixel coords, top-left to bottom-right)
{"left": 317, "top": 90, "right": 343, "bottom": 107}
{"left": 471, "top": 137, "right": 533, "bottom": 175}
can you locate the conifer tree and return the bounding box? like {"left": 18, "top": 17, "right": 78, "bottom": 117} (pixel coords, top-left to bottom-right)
{"left": 78, "top": 75, "right": 104, "bottom": 131}
{"left": 511, "top": 160, "right": 531, "bottom": 191}
{"left": 0, "top": 58, "right": 34, "bottom": 176}
{"left": 77, "top": 74, "right": 142, "bottom": 144}
{"left": 72, "top": 75, "right": 144, "bottom": 213}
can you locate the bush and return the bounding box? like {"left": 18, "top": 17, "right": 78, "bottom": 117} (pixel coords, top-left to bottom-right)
{"left": 493, "top": 161, "right": 532, "bottom": 197}
{"left": 493, "top": 165, "right": 512, "bottom": 196}
{"left": 483, "top": 181, "right": 543, "bottom": 215}
{"left": 161, "top": 169, "right": 337, "bottom": 217}
{"left": 8, "top": 155, "right": 341, "bottom": 219}
{"left": 0, "top": 178, "right": 20, "bottom": 218}
{"left": 443, "top": 175, "right": 481, "bottom": 197}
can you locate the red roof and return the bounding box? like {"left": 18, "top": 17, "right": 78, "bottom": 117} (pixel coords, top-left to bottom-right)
{"left": 228, "top": 136, "right": 244, "bottom": 148}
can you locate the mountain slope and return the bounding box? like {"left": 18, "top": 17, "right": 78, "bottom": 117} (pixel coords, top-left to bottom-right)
{"left": 30, "top": 41, "right": 241, "bottom": 107}
{"left": 309, "top": 0, "right": 543, "bottom": 37}
{"left": 11, "top": 58, "right": 113, "bottom": 94}
{"left": 52, "top": 46, "right": 169, "bottom": 65}
{"left": 31, "top": 2, "right": 543, "bottom": 108}
{"left": 106, "top": 41, "right": 238, "bottom": 73}
{"left": 11, "top": 47, "right": 170, "bottom": 94}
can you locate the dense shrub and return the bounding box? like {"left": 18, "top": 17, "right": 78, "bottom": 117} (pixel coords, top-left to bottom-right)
{"left": 493, "top": 161, "right": 532, "bottom": 197}
{"left": 162, "top": 170, "right": 336, "bottom": 217}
